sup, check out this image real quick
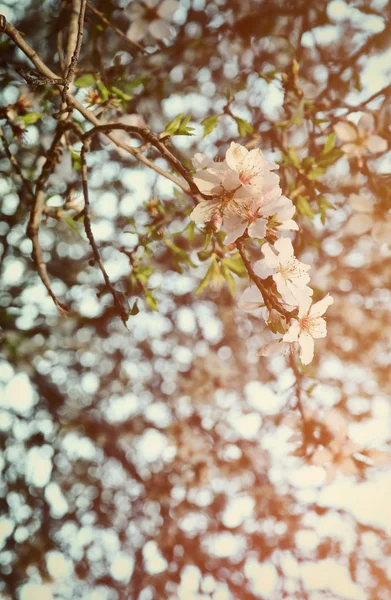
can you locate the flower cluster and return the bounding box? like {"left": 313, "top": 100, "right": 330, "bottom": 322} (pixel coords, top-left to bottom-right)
{"left": 190, "top": 142, "right": 333, "bottom": 365}
{"left": 345, "top": 193, "right": 391, "bottom": 245}
{"left": 334, "top": 113, "right": 387, "bottom": 159}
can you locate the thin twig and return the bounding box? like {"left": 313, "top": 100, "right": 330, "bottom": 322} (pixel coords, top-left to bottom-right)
{"left": 80, "top": 140, "right": 129, "bottom": 324}
{"left": 235, "top": 235, "right": 291, "bottom": 319}
{"left": 86, "top": 1, "right": 146, "bottom": 55}
{"left": 82, "top": 123, "right": 200, "bottom": 195}
{"left": 289, "top": 354, "right": 307, "bottom": 422}
{"left": 2, "top": 17, "right": 192, "bottom": 193}
{"left": 64, "top": 0, "right": 87, "bottom": 89}
{"left": 27, "top": 124, "right": 71, "bottom": 315}
{"left": 0, "top": 125, "right": 34, "bottom": 198}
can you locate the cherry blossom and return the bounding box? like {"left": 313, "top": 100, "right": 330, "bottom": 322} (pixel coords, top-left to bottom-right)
{"left": 190, "top": 143, "right": 294, "bottom": 243}
{"left": 238, "top": 284, "right": 265, "bottom": 313}
{"left": 254, "top": 238, "right": 312, "bottom": 307}
{"left": 223, "top": 193, "right": 299, "bottom": 244}
{"left": 310, "top": 409, "right": 360, "bottom": 483}
{"left": 225, "top": 142, "right": 279, "bottom": 191}
{"left": 258, "top": 338, "right": 299, "bottom": 357}
{"left": 345, "top": 193, "right": 391, "bottom": 245}
{"left": 126, "top": 0, "right": 179, "bottom": 43}
{"left": 334, "top": 113, "right": 387, "bottom": 158}
{"left": 283, "top": 294, "right": 334, "bottom": 365}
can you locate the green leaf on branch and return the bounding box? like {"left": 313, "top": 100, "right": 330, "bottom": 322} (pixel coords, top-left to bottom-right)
{"left": 110, "top": 86, "right": 133, "bottom": 102}
{"left": 233, "top": 116, "right": 254, "bottom": 137}
{"left": 297, "top": 195, "right": 314, "bottom": 219}
{"left": 164, "top": 113, "right": 195, "bottom": 136}
{"left": 196, "top": 260, "right": 215, "bottom": 296}
{"left": 307, "top": 167, "right": 326, "bottom": 180}
{"left": 321, "top": 132, "right": 336, "bottom": 155}
{"left": 318, "top": 196, "right": 335, "bottom": 224}
{"left": 74, "top": 74, "right": 95, "bottom": 88}
{"left": 201, "top": 115, "right": 219, "bottom": 137}
{"left": 129, "top": 300, "right": 140, "bottom": 316}
{"left": 145, "top": 290, "right": 159, "bottom": 311}
{"left": 221, "top": 263, "right": 236, "bottom": 296}
{"left": 70, "top": 148, "right": 81, "bottom": 171}
{"left": 96, "top": 80, "right": 109, "bottom": 102}
{"left": 18, "top": 112, "right": 43, "bottom": 126}
{"left": 317, "top": 148, "right": 344, "bottom": 168}
{"left": 222, "top": 254, "right": 246, "bottom": 277}
{"left": 288, "top": 146, "right": 301, "bottom": 169}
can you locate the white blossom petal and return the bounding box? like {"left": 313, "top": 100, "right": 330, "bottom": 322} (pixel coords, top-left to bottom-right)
{"left": 298, "top": 296, "right": 312, "bottom": 318}
{"left": 190, "top": 200, "right": 219, "bottom": 225}
{"left": 127, "top": 20, "right": 148, "bottom": 42}
{"left": 371, "top": 219, "right": 391, "bottom": 244}
{"left": 223, "top": 217, "right": 247, "bottom": 244}
{"left": 298, "top": 331, "right": 315, "bottom": 365}
{"left": 365, "top": 134, "right": 388, "bottom": 153}
{"left": 283, "top": 320, "right": 300, "bottom": 343}
{"left": 341, "top": 142, "right": 361, "bottom": 155}
{"left": 345, "top": 213, "right": 373, "bottom": 235}
{"left": 225, "top": 142, "right": 248, "bottom": 171}
{"left": 334, "top": 121, "right": 357, "bottom": 143}
{"left": 274, "top": 237, "right": 294, "bottom": 260}
{"left": 157, "top": 0, "right": 179, "bottom": 18}
{"left": 324, "top": 464, "right": 338, "bottom": 484}
{"left": 308, "top": 294, "right": 333, "bottom": 319}
{"left": 192, "top": 153, "right": 213, "bottom": 170}
{"left": 238, "top": 285, "right": 264, "bottom": 312}
{"left": 357, "top": 113, "right": 375, "bottom": 137}
{"left": 254, "top": 258, "right": 274, "bottom": 279}
{"left": 149, "top": 18, "right": 172, "bottom": 39}
{"left": 311, "top": 447, "right": 333, "bottom": 466}
{"left": 262, "top": 243, "right": 281, "bottom": 268}
{"left": 248, "top": 218, "right": 267, "bottom": 239}
{"left": 349, "top": 193, "right": 374, "bottom": 213}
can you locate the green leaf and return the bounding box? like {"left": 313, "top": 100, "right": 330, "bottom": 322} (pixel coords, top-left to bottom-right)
{"left": 145, "top": 290, "right": 159, "bottom": 311}
{"left": 129, "top": 300, "right": 140, "bottom": 316}
{"left": 288, "top": 146, "right": 301, "bottom": 169}
{"left": 203, "top": 228, "right": 213, "bottom": 250}
{"left": 268, "top": 320, "right": 285, "bottom": 335}
{"left": 307, "top": 167, "right": 326, "bottom": 181}
{"left": 185, "top": 220, "right": 195, "bottom": 242}
{"left": 110, "top": 86, "right": 133, "bottom": 101}
{"left": 321, "top": 132, "right": 336, "bottom": 155}
{"left": 201, "top": 115, "right": 219, "bottom": 138}
{"left": 164, "top": 113, "right": 184, "bottom": 135}
{"left": 164, "top": 113, "right": 194, "bottom": 136}
{"left": 222, "top": 254, "right": 246, "bottom": 277}
{"left": 195, "top": 261, "right": 214, "bottom": 296}
{"left": 318, "top": 195, "right": 335, "bottom": 224}
{"left": 221, "top": 263, "right": 236, "bottom": 296}
{"left": 197, "top": 249, "right": 213, "bottom": 261}
{"left": 233, "top": 116, "right": 254, "bottom": 137}
{"left": 70, "top": 148, "right": 81, "bottom": 171}
{"left": 297, "top": 195, "right": 314, "bottom": 219}
{"left": 317, "top": 148, "right": 344, "bottom": 168}
{"left": 18, "top": 112, "right": 43, "bottom": 126}
{"left": 96, "top": 80, "right": 109, "bottom": 102}
{"left": 74, "top": 74, "right": 95, "bottom": 88}
{"left": 64, "top": 217, "right": 81, "bottom": 233}
{"left": 306, "top": 383, "right": 317, "bottom": 396}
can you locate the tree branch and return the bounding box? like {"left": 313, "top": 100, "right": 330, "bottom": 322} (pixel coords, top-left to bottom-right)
{"left": 80, "top": 140, "right": 129, "bottom": 325}
{"left": 86, "top": 1, "right": 146, "bottom": 55}
{"left": 235, "top": 235, "right": 291, "bottom": 319}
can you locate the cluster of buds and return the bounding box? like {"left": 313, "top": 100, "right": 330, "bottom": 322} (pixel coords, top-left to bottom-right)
{"left": 190, "top": 142, "right": 333, "bottom": 365}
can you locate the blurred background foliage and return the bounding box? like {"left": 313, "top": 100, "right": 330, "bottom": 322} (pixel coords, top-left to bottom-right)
{"left": 1, "top": 0, "right": 391, "bottom": 598}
